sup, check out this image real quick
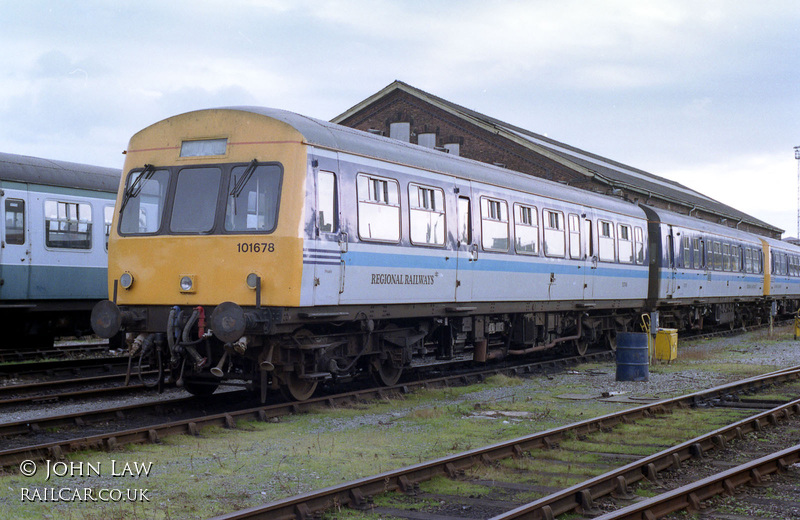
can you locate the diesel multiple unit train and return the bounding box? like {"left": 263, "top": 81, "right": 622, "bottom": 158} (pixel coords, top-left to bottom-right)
{"left": 0, "top": 152, "right": 120, "bottom": 347}
{"left": 90, "top": 107, "right": 800, "bottom": 400}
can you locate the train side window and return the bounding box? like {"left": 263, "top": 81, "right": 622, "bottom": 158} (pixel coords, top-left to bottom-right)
{"left": 722, "top": 243, "right": 730, "bottom": 271}
{"left": 692, "top": 238, "right": 701, "bottom": 269}
{"left": 712, "top": 241, "right": 722, "bottom": 271}
{"left": 317, "top": 171, "right": 338, "bottom": 234}
{"left": 357, "top": 173, "right": 400, "bottom": 242}
{"left": 634, "top": 226, "right": 644, "bottom": 264}
{"left": 409, "top": 183, "right": 445, "bottom": 246}
{"left": 732, "top": 245, "right": 740, "bottom": 272}
{"left": 45, "top": 200, "right": 92, "bottom": 249}
{"left": 682, "top": 236, "right": 691, "bottom": 268}
{"left": 458, "top": 196, "right": 472, "bottom": 246}
{"left": 103, "top": 205, "right": 114, "bottom": 252}
{"left": 543, "top": 209, "right": 565, "bottom": 257}
{"left": 568, "top": 213, "right": 581, "bottom": 259}
{"left": 745, "top": 248, "right": 753, "bottom": 273}
{"left": 4, "top": 198, "right": 25, "bottom": 245}
{"left": 481, "top": 197, "right": 509, "bottom": 252}
{"left": 598, "top": 220, "right": 615, "bottom": 262}
{"left": 618, "top": 224, "right": 633, "bottom": 263}
{"left": 514, "top": 203, "right": 538, "bottom": 255}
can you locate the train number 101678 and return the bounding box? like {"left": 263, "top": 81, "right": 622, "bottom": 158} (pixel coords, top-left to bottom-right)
{"left": 237, "top": 242, "right": 275, "bottom": 253}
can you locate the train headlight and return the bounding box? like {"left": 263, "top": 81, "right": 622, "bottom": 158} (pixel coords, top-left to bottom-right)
{"left": 246, "top": 272, "right": 260, "bottom": 289}
{"left": 119, "top": 272, "right": 134, "bottom": 290}
{"left": 179, "top": 275, "right": 195, "bottom": 293}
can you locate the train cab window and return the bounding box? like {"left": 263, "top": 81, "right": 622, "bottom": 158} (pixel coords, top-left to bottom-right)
{"left": 598, "top": 220, "right": 615, "bottom": 262}
{"left": 103, "top": 205, "right": 114, "bottom": 252}
{"left": 357, "top": 174, "right": 400, "bottom": 242}
{"left": 543, "top": 209, "right": 565, "bottom": 257}
{"left": 618, "top": 224, "right": 633, "bottom": 263}
{"left": 481, "top": 197, "right": 509, "bottom": 251}
{"left": 317, "top": 171, "right": 338, "bottom": 234}
{"left": 45, "top": 200, "right": 92, "bottom": 249}
{"left": 224, "top": 163, "right": 282, "bottom": 233}
{"left": 171, "top": 167, "right": 222, "bottom": 233}
{"left": 4, "top": 198, "right": 25, "bottom": 245}
{"left": 514, "top": 203, "right": 538, "bottom": 254}
{"left": 119, "top": 167, "right": 169, "bottom": 234}
{"left": 409, "top": 183, "right": 445, "bottom": 246}
{"left": 568, "top": 214, "right": 581, "bottom": 259}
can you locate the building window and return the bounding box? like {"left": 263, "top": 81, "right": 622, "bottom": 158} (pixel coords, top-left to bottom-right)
{"left": 45, "top": 200, "right": 92, "bottom": 249}
{"left": 481, "top": 197, "right": 508, "bottom": 251}
{"left": 4, "top": 198, "right": 25, "bottom": 245}
{"left": 357, "top": 174, "right": 400, "bottom": 242}
{"left": 389, "top": 122, "right": 411, "bottom": 142}
{"left": 514, "top": 203, "right": 538, "bottom": 254}
{"left": 543, "top": 209, "right": 565, "bottom": 257}
{"left": 409, "top": 183, "right": 445, "bottom": 246}
{"left": 418, "top": 133, "right": 436, "bottom": 149}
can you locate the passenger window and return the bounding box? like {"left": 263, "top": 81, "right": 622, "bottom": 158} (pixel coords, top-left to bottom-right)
{"left": 682, "top": 236, "right": 691, "bottom": 268}
{"left": 409, "top": 183, "right": 445, "bottom": 246}
{"left": 693, "top": 238, "right": 701, "bottom": 269}
{"left": 4, "top": 198, "right": 25, "bottom": 245}
{"left": 568, "top": 214, "right": 581, "bottom": 259}
{"left": 723, "top": 244, "right": 730, "bottom": 271}
{"left": 634, "top": 227, "right": 645, "bottom": 265}
{"left": 618, "top": 224, "right": 633, "bottom": 263}
{"left": 317, "top": 171, "right": 338, "bottom": 234}
{"left": 598, "top": 220, "right": 615, "bottom": 262}
{"left": 514, "top": 203, "right": 538, "bottom": 255}
{"left": 104, "top": 205, "right": 114, "bottom": 252}
{"left": 481, "top": 197, "right": 509, "bottom": 251}
{"left": 732, "top": 246, "right": 740, "bottom": 272}
{"left": 458, "top": 196, "right": 472, "bottom": 246}
{"left": 745, "top": 248, "right": 753, "bottom": 273}
{"left": 45, "top": 200, "right": 92, "bottom": 249}
{"left": 543, "top": 209, "right": 565, "bottom": 257}
{"left": 357, "top": 174, "right": 400, "bottom": 242}
{"left": 713, "top": 241, "right": 722, "bottom": 271}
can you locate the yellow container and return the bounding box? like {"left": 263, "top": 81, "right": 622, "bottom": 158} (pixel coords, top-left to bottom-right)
{"left": 655, "top": 328, "right": 678, "bottom": 361}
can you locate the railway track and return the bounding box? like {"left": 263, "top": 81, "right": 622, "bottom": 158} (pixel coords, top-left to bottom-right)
{"left": 202, "top": 366, "right": 800, "bottom": 520}
{"left": 0, "top": 355, "right": 130, "bottom": 381}
{"left": 0, "top": 371, "right": 156, "bottom": 406}
{"left": 0, "top": 351, "right": 613, "bottom": 469}
{"left": 0, "top": 340, "right": 110, "bottom": 363}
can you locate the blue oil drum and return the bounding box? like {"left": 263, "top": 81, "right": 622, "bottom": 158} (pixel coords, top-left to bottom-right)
{"left": 615, "top": 332, "right": 650, "bottom": 382}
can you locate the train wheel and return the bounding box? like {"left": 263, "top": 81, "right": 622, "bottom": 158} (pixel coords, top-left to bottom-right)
{"left": 573, "top": 339, "right": 589, "bottom": 356}
{"left": 370, "top": 357, "right": 403, "bottom": 387}
{"left": 183, "top": 378, "right": 219, "bottom": 396}
{"left": 280, "top": 372, "right": 318, "bottom": 401}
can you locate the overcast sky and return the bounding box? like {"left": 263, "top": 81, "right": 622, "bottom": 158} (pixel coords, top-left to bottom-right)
{"left": 2, "top": 1, "right": 800, "bottom": 236}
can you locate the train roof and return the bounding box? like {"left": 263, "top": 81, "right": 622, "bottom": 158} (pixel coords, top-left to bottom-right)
{"left": 0, "top": 151, "right": 121, "bottom": 193}
{"left": 211, "top": 106, "right": 648, "bottom": 218}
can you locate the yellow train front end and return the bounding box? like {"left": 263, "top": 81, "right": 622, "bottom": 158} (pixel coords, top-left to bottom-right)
{"left": 91, "top": 108, "right": 308, "bottom": 397}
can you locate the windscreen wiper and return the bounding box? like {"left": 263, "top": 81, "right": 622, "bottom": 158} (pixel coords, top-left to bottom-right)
{"left": 229, "top": 159, "right": 258, "bottom": 199}
{"left": 120, "top": 164, "right": 156, "bottom": 213}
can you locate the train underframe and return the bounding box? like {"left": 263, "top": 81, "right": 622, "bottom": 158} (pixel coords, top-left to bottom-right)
{"left": 115, "top": 296, "right": 798, "bottom": 401}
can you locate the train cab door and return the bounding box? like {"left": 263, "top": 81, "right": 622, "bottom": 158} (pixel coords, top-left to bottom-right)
{"left": 455, "top": 184, "right": 476, "bottom": 302}
{"left": 0, "top": 194, "right": 31, "bottom": 301}
{"left": 311, "top": 164, "right": 343, "bottom": 306}
{"left": 666, "top": 226, "right": 677, "bottom": 297}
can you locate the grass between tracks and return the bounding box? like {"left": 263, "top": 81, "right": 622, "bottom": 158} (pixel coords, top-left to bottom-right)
{"left": 0, "top": 326, "right": 798, "bottom": 519}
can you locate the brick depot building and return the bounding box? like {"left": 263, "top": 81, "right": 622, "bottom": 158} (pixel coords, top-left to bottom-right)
{"left": 332, "top": 81, "right": 781, "bottom": 239}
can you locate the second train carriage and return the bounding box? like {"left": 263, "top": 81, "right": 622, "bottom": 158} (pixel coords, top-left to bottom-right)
{"left": 0, "top": 152, "right": 121, "bottom": 347}
{"left": 91, "top": 107, "right": 800, "bottom": 400}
